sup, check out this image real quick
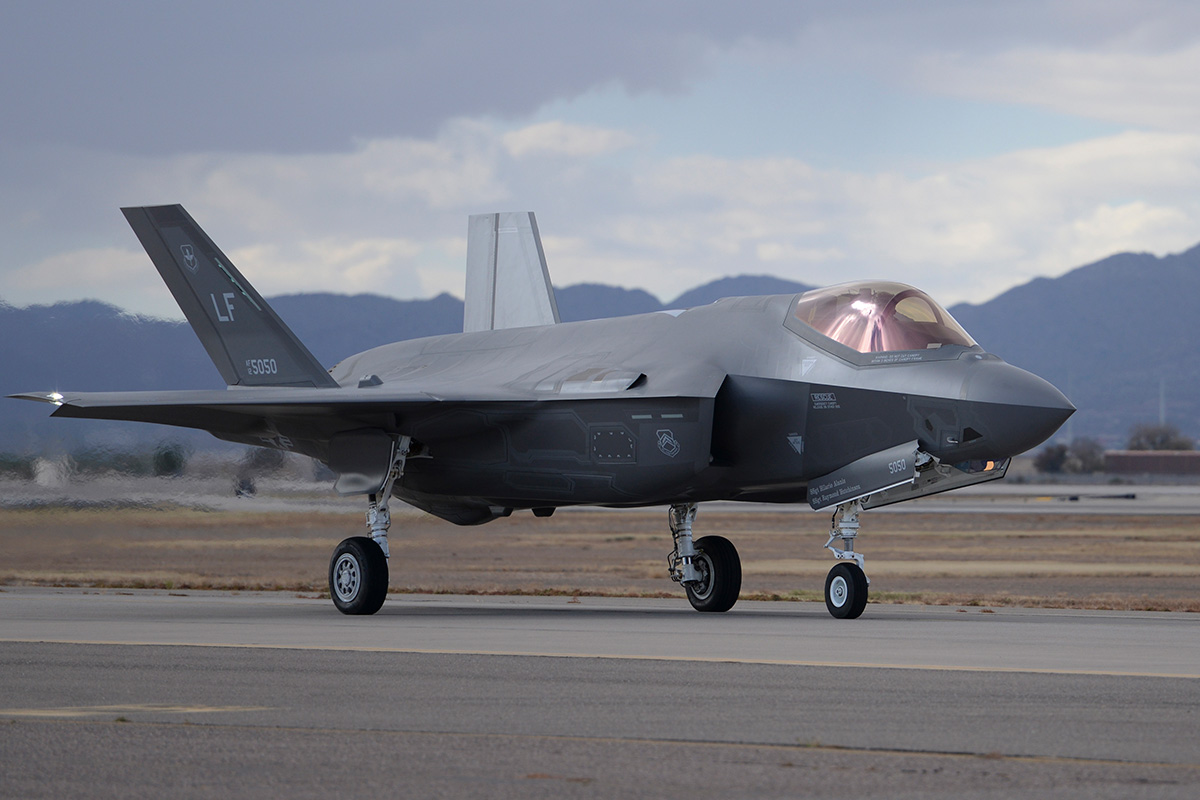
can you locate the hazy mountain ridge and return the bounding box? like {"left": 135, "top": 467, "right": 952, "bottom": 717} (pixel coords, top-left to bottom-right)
{"left": 4, "top": 255, "right": 1200, "bottom": 450}
{"left": 948, "top": 243, "right": 1200, "bottom": 442}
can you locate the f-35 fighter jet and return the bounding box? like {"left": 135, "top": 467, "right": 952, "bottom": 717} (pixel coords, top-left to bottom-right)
{"left": 13, "top": 206, "right": 1073, "bottom": 617}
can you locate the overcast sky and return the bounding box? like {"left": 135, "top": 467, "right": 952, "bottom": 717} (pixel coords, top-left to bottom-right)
{"left": 3, "top": 0, "right": 1200, "bottom": 319}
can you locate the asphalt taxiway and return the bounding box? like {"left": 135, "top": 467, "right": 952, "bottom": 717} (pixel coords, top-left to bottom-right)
{"left": 1, "top": 589, "right": 1198, "bottom": 798}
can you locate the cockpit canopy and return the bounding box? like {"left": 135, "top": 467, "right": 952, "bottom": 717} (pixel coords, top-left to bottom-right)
{"left": 788, "top": 281, "right": 975, "bottom": 354}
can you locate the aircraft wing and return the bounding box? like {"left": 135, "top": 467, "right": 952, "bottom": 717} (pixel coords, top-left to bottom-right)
{"left": 11, "top": 373, "right": 725, "bottom": 443}
{"left": 10, "top": 385, "right": 532, "bottom": 435}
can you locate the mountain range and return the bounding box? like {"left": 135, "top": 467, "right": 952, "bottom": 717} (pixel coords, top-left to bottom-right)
{"left": 3, "top": 248, "right": 1199, "bottom": 453}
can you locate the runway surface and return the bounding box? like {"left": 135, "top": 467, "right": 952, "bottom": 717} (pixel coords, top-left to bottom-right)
{"left": 1, "top": 588, "right": 1198, "bottom": 798}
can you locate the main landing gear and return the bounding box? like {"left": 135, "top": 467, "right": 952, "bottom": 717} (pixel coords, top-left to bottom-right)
{"left": 663, "top": 498, "right": 872, "bottom": 618}
{"left": 667, "top": 503, "right": 741, "bottom": 612}
{"left": 329, "top": 436, "right": 410, "bottom": 615}
{"left": 823, "top": 499, "right": 869, "bottom": 619}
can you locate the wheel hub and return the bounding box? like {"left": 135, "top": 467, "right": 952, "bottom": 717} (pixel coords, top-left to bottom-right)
{"left": 828, "top": 575, "right": 848, "bottom": 608}
{"left": 333, "top": 553, "right": 361, "bottom": 602}
{"left": 687, "top": 554, "right": 713, "bottom": 601}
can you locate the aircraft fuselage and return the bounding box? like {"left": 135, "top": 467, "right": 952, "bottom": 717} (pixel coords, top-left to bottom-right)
{"left": 313, "top": 292, "right": 1071, "bottom": 523}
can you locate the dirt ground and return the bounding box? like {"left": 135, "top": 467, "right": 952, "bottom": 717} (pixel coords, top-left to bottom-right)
{"left": 2, "top": 505, "right": 1199, "bottom": 611}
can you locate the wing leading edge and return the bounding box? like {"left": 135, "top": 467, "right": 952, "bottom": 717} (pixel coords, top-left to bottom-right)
{"left": 10, "top": 385, "right": 523, "bottom": 435}
{"left": 11, "top": 368, "right": 724, "bottom": 432}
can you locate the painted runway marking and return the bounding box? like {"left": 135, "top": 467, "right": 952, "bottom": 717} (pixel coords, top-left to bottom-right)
{"left": 4, "top": 638, "right": 1198, "bottom": 680}
{"left": 0, "top": 703, "right": 272, "bottom": 718}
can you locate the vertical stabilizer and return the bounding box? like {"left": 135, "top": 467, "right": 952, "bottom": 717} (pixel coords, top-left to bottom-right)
{"left": 464, "top": 211, "right": 560, "bottom": 332}
{"left": 122, "top": 205, "right": 338, "bottom": 388}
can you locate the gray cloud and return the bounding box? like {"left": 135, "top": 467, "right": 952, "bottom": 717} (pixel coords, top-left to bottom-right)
{"left": 5, "top": 1, "right": 1200, "bottom": 318}
{"left": 1, "top": 1, "right": 810, "bottom": 155}
{"left": 14, "top": 1, "right": 1192, "bottom": 156}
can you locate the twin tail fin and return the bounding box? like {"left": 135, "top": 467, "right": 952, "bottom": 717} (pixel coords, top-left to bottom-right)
{"left": 463, "top": 211, "right": 560, "bottom": 333}
{"left": 122, "top": 205, "right": 337, "bottom": 388}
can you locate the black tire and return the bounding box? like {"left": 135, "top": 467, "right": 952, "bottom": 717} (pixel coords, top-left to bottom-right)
{"left": 329, "top": 536, "right": 388, "bottom": 615}
{"left": 825, "top": 563, "right": 868, "bottom": 619}
{"left": 685, "top": 535, "right": 741, "bottom": 613}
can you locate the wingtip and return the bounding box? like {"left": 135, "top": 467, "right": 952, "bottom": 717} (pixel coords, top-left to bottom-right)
{"left": 8, "top": 391, "right": 66, "bottom": 406}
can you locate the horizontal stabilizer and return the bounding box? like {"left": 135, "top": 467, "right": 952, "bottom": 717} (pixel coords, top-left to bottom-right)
{"left": 122, "top": 205, "right": 337, "bottom": 388}
{"left": 464, "top": 211, "right": 560, "bottom": 332}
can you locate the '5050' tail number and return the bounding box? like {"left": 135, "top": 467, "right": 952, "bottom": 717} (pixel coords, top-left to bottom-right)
{"left": 246, "top": 358, "right": 278, "bottom": 376}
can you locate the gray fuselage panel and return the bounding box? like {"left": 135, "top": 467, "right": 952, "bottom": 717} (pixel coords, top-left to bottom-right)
{"left": 315, "top": 295, "right": 1070, "bottom": 518}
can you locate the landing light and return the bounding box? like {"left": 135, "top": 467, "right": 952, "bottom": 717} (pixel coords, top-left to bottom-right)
{"left": 49, "top": 392, "right": 64, "bottom": 406}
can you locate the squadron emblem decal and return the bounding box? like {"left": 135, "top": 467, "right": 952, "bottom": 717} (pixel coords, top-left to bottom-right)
{"left": 656, "top": 429, "right": 680, "bottom": 458}
{"left": 180, "top": 243, "right": 198, "bottom": 272}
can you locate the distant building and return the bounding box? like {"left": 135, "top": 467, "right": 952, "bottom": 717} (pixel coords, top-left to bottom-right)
{"left": 1105, "top": 450, "right": 1200, "bottom": 475}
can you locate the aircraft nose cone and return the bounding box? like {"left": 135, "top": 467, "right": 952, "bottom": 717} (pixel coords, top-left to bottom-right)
{"left": 962, "top": 359, "right": 1075, "bottom": 457}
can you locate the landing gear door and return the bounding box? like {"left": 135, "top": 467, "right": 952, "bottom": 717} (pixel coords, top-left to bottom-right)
{"left": 862, "top": 457, "right": 1009, "bottom": 510}
{"left": 330, "top": 429, "right": 397, "bottom": 496}
{"left": 808, "top": 440, "right": 919, "bottom": 511}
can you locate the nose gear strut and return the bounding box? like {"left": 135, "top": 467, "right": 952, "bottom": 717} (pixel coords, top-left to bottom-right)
{"left": 824, "top": 499, "right": 867, "bottom": 574}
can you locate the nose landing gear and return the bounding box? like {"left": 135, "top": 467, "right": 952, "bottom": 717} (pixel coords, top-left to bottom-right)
{"left": 823, "top": 499, "right": 869, "bottom": 619}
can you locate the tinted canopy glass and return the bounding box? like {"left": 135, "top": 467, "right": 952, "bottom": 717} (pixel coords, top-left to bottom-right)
{"left": 789, "top": 281, "right": 975, "bottom": 354}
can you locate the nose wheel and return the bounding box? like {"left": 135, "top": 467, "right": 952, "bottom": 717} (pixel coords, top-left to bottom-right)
{"left": 825, "top": 562, "right": 868, "bottom": 619}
